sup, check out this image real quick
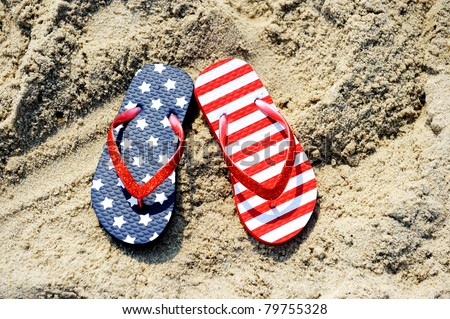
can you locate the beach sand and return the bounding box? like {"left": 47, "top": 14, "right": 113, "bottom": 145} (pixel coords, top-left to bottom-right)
{"left": 0, "top": 0, "right": 448, "bottom": 298}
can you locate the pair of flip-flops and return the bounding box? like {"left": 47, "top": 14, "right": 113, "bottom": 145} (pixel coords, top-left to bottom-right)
{"left": 91, "top": 59, "right": 317, "bottom": 245}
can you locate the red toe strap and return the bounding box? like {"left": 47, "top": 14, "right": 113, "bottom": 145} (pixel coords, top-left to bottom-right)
{"left": 107, "top": 107, "right": 185, "bottom": 207}
{"left": 218, "top": 99, "right": 296, "bottom": 201}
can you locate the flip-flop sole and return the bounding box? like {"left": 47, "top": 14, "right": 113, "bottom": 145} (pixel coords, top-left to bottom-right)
{"left": 194, "top": 58, "right": 317, "bottom": 245}
{"left": 91, "top": 64, "right": 193, "bottom": 244}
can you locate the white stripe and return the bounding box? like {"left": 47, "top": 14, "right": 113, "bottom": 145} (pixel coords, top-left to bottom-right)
{"left": 260, "top": 212, "right": 313, "bottom": 243}
{"left": 245, "top": 188, "right": 317, "bottom": 231}
{"left": 234, "top": 138, "right": 289, "bottom": 170}
{"left": 215, "top": 110, "right": 266, "bottom": 137}
{"left": 233, "top": 152, "right": 308, "bottom": 195}
{"left": 214, "top": 101, "right": 277, "bottom": 137}
{"left": 237, "top": 168, "right": 315, "bottom": 214}
{"left": 197, "top": 71, "right": 259, "bottom": 105}
{"left": 205, "top": 87, "right": 269, "bottom": 123}
{"left": 226, "top": 123, "right": 285, "bottom": 156}
{"left": 195, "top": 59, "right": 247, "bottom": 88}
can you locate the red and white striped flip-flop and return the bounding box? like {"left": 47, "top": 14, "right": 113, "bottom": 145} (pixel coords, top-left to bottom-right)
{"left": 194, "top": 58, "right": 318, "bottom": 245}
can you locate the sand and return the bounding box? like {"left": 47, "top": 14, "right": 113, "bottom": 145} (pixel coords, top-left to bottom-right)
{"left": 0, "top": 0, "right": 448, "bottom": 298}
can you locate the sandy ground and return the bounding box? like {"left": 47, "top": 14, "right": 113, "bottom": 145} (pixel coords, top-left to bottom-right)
{"left": 0, "top": 0, "right": 448, "bottom": 298}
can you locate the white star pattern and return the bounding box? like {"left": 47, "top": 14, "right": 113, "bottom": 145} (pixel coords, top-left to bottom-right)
{"left": 124, "top": 235, "right": 136, "bottom": 244}
{"left": 113, "top": 216, "right": 126, "bottom": 228}
{"left": 164, "top": 79, "right": 176, "bottom": 90}
{"left": 147, "top": 135, "right": 158, "bottom": 147}
{"left": 94, "top": 66, "right": 191, "bottom": 244}
{"left": 176, "top": 96, "right": 188, "bottom": 108}
{"left": 151, "top": 99, "right": 163, "bottom": 110}
{"left": 160, "top": 116, "right": 170, "bottom": 128}
{"left": 125, "top": 101, "right": 137, "bottom": 110}
{"left": 101, "top": 197, "right": 113, "bottom": 210}
{"left": 154, "top": 64, "right": 166, "bottom": 73}
{"left": 136, "top": 119, "right": 148, "bottom": 130}
{"left": 155, "top": 192, "right": 168, "bottom": 205}
{"left": 168, "top": 172, "right": 176, "bottom": 184}
{"left": 142, "top": 174, "right": 152, "bottom": 183}
{"left": 138, "top": 81, "right": 150, "bottom": 93}
{"left": 127, "top": 196, "right": 138, "bottom": 207}
{"left": 158, "top": 154, "right": 169, "bottom": 164}
{"left": 120, "top": 138, "right": 133, "bottom": 150}
{"left": 139, "top": 214, "right": 152, "bottom": 226}
{"left": 92, "top": 179, "right": 104, "bottom": 191}
{"left": 114, "top": 124, "right": 123, "bottom": 133}
{"left": 108, "top": 159, "right": 114, "bottom": 170}
{"left": 132, "top": 156, "right": 144, "bottom": 167}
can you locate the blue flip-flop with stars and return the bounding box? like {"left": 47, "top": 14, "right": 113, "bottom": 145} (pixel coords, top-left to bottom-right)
{"left": 91, "top": 64, "right": 193, "bottom": 244}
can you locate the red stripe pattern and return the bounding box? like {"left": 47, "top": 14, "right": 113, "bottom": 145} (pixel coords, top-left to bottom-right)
{"left": 194, "top": 58, "right": 317, "bottom": 244}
